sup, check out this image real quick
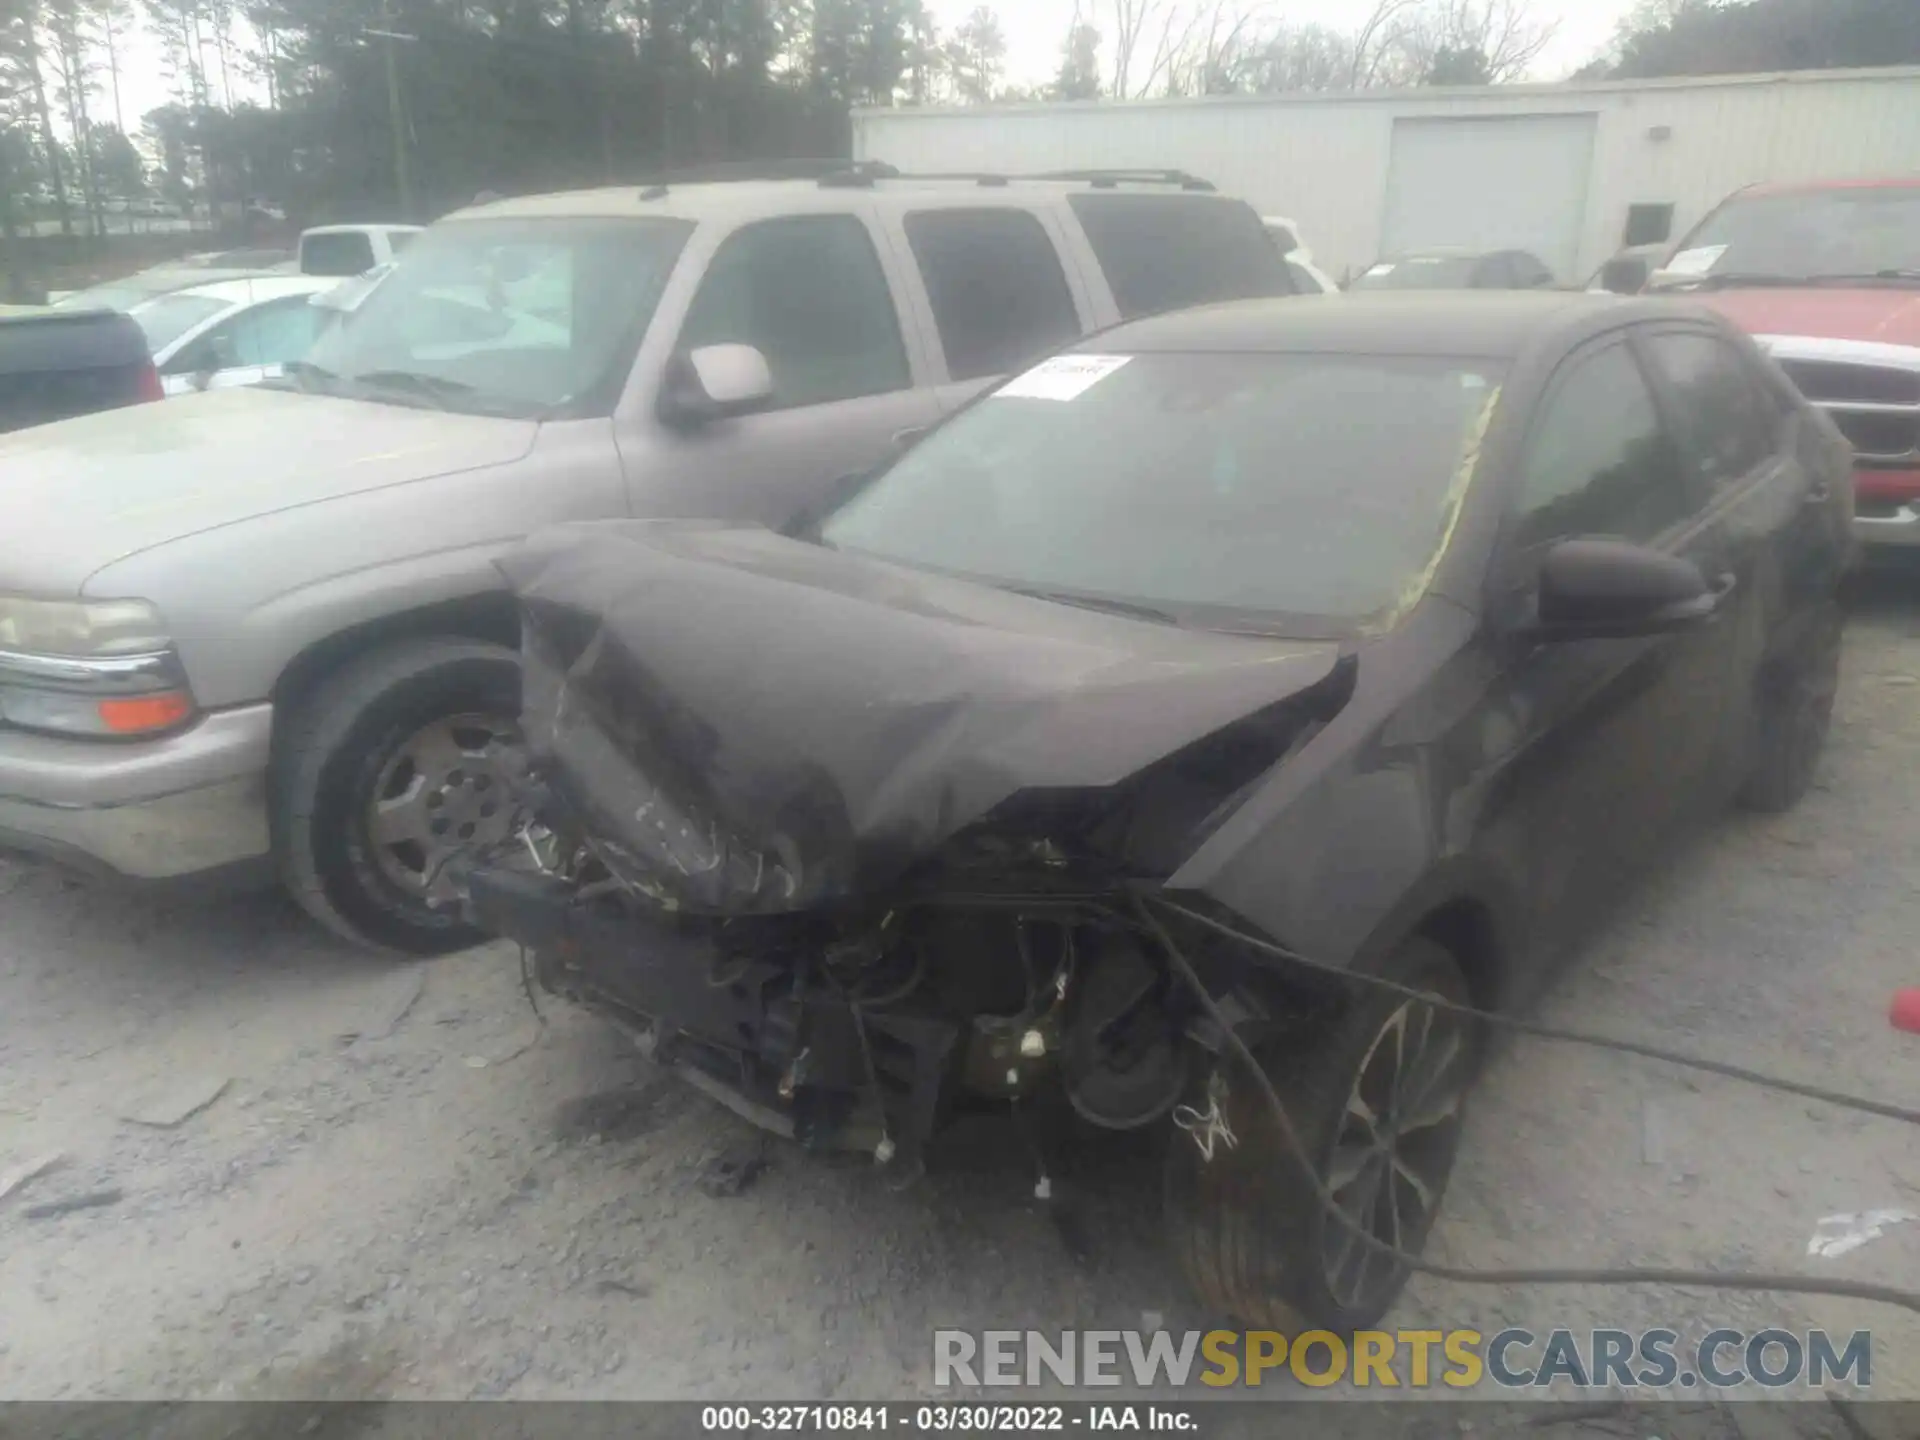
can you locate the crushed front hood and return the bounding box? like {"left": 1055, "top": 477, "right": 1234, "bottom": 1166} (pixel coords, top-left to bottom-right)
{"left": 500, "top": 521, "right": 1345, "bottom": 914}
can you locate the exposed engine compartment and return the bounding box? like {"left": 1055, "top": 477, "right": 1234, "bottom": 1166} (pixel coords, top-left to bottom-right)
{"left": 460, "top": 519, "right": 1362, "bottom": 1175}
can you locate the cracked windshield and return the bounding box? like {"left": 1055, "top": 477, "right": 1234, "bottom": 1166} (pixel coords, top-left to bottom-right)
{"left": 1, "top": 0, "right": 1919, "bottom": 1429}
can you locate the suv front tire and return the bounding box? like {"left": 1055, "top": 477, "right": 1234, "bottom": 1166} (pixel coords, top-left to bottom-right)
{"left": 273, "top": 636, "right": 522, "bottom": 953}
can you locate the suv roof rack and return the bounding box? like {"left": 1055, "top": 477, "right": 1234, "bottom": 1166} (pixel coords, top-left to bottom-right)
{"left": 630, "top": 160, "right": 1219, "bottom": 196}
{"left": 1031, "top": 168, "right": 1217, "bottom": 192}
{"left": 634, "top": 159, "right": 900, "bottom": 192}
{"left": 852, "top": 167, "right": 1220, "bottom": 192}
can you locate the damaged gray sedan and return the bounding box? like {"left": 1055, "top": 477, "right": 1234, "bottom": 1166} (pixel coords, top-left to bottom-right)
{"left": 455, "top": 293, "right": 1853, "bottom": 1330}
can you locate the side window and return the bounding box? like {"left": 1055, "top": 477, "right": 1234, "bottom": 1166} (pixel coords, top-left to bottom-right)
{"left": 1515, "top": 342, "right": 1693, "bottom": 550}
{"left": 1641, "top": 331, "right": 1778, "bottom": 488}
{"left": 1474, "top": 255, "right": 1516, "bottom": 289}
{"left": 903, "top": 208, "right": 1082, "bottom": 382}
{"left": 680, "top": 215, "right": 910, "bottom": 410}
{"left": 1514, "top": 255, "right": 1555, "bottom": 288}
{"left": 167, "top": 323, "right": 237, "bottom": 374}
{"left": 1066, "top": 193, "right": 1291, "bottom": 319}
{"left": 225, "top": 298, "right": 325, "bottom": 366}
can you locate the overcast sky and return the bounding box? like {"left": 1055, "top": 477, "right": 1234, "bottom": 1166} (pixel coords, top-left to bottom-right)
{"left": 103, "top": 0, "right": 1637, "bottom": 147}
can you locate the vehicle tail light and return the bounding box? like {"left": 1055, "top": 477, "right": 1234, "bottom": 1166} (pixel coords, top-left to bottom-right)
{"left": 135, "top": 361, "right": 165, "bottom": 403}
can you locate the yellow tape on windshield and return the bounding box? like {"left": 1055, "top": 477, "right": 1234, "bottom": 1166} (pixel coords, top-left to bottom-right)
{"left": 1364, "top": 381, "right": 1502, "bottom": 635}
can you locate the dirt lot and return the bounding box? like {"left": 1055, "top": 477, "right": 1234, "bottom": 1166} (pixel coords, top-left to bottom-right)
{"left": 5, "top": 578, "right": 1920, "bottom": 1418}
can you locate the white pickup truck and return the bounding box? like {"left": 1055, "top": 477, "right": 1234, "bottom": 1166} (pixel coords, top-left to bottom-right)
{"left": 297, "top": 224, "right": 424, "bottom": 278}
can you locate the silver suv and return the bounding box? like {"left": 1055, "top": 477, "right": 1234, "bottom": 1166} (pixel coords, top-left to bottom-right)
{"left": 0, "top": 163, "right": 1296, "bottom": 952}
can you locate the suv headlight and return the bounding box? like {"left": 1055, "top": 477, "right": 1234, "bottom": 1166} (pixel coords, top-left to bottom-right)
{"left": 0, "top": 597, "right": 197, "bottom": 738}
{"left": 0, "top": 597, "right": 173, "bottom": 658}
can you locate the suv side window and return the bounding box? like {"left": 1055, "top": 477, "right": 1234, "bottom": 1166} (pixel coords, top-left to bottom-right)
{"left": 1641, "top": 331, "right": 1778, "bottom": 488}
{"left": 1066, "top": 193, "right": 1291, "bottom": 319}
{"left": 904, "top": 208, "right": 1082, "bottom": 382}
{"left": 680, "top": 215, "right": 910, "bottom": 410}
{"left": 1514, "top": 341, "right": 1693, "bottom": 550}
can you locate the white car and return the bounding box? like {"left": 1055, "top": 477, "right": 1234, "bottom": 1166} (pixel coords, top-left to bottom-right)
{"left": 129, "top": 275, "right": 340, "bottom": 396}
{"left": 1262, "top": 215, "right": 1340, "bottom": 294}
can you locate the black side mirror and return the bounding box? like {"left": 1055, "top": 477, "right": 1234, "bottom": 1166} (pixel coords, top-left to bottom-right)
{"left": 658, "top": 343, "right": 776, "bottom": 431}
{"left": 1530, "top": 538, "right": 1727, "bottom": 641}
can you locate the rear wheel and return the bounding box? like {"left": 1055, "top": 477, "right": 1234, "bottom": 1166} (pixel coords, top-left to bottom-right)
{"left": 1165, "top": 938, "right": 1479, "bottom": 1332}
{"left": 1741, "top": 605, "right": 1841, "bottom": 814}
{"left": 273, "top": 636, "right": 522, "bottom": 954}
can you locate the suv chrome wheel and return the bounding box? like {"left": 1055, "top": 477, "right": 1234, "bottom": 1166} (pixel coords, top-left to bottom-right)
{"left": 367, "top": 712, "right": 522, "bottom": 899}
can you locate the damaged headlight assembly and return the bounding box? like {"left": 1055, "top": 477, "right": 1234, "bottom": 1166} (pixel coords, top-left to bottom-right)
{"left": 0, "top": 597, "right": 199, "bottom": 738}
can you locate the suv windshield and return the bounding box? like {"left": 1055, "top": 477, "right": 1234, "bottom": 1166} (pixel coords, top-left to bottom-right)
{"left": 1655, "top": 187, "right": 1920, "bottom": 287}
{"left": 821, "top": 351, "right": 1502, "bottom": 635}
{"left": 294, "top": 216, "right": 692, "bottom": 419}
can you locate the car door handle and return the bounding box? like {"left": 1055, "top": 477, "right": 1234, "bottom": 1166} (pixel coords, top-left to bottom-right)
{"left": 892, "top": 426, "right": 927, "bottom": 448}
{"left": 1804, "top": 479, "right": 1832, "bottom": 505}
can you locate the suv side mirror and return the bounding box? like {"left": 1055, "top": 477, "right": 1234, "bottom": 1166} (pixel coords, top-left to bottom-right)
{"left": 658, "top": 343, "right": 776, "bottom": 430}
{"left": 1531, "top": 538, "right": 1724, "bottom": 641}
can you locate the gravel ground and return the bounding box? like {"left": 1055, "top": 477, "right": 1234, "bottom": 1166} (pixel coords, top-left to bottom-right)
{"left": 5, "top": 577, "right": 1920, "bottom": 1425}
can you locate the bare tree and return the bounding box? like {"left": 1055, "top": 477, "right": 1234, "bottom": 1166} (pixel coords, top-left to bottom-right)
{"left": 1164, "top": 0, "right": 1266, "bottom": 96}
{"left": 943, "top": 4, "right": 1003, "bottom": 103}
{"left": 92, "top": 0, "right": 126, "bottom": 127}
{"left": 1052, "top": 0, "right": 1101, "bottom": 100}
{"left": 1347, "top": 0, "right": 1418, "bottom": 85}
{"left": 1392, "top": 0, "right": 1558, "bottom": 83}
{"left": 1107, "top": 0, "right": 1199, "bottom": 99}
{"left": 1244, "top": 21, "right": 1355, "bottom": 92}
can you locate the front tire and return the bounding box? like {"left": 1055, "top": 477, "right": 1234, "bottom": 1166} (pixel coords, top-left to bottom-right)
{"left": 1165, "top": 938, "right": 1479, "bottom": 1332}
{"left": 273, "top": 636, "right": 522, "bottom": 954}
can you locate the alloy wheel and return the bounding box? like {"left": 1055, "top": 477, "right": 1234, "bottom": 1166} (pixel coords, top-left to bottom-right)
{"left": 1319, "top": 994, "right": 1471, "bottom": 1311}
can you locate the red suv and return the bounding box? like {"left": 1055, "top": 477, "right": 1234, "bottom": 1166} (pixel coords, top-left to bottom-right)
{"left": 1649, "top": 177, "right": 1920, "bottom": 547}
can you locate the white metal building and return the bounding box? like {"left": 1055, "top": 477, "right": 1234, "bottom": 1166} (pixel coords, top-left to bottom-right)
{"left": 852, "top": 65, "right": 1920, "bottom": 286}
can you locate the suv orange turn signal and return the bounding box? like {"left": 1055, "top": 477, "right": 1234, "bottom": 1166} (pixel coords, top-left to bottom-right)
{"left": 96, "top": 690, "right": 195, "bottom": 735}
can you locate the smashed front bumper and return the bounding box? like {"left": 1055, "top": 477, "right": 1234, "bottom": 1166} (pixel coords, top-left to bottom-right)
{"left": 460, "top": 865, "right": 966, "bottom": 1167}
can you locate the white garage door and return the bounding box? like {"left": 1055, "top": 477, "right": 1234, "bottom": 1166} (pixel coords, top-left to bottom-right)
{"left": 1380, "top": 114, "right": 1598, "bottom": 282}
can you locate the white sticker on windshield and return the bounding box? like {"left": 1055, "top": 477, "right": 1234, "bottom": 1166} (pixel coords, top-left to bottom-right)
{"left": 1662, "top": 244, "right": 1727, "bottom": 277}
{"left": 1365, "top": 263, "right": 1397, "bottom": 277}
{"left": 995, "top": 354, "right": 1133, "bottom": 402}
